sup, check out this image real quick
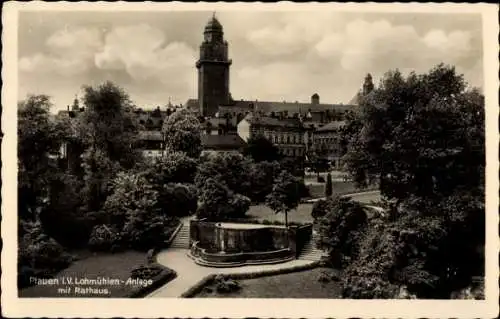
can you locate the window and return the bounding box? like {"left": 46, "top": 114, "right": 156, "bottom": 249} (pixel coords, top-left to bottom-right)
{"left": 287, "top": 136, "right": 290, "bottom": 144}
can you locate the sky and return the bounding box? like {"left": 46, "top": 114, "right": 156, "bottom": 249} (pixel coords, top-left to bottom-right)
{"left": 17, "top": 10, "right": 484, "bottom": 113}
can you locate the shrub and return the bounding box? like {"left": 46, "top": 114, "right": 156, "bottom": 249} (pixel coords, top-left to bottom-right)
{"left": 122, "top": 214, "right": 179, "bottom": 251}
{"left": 159, "top": 183, "right": 198, "bottom": 217}
{"left": 88, "top": 224, "right": 121, "bottom": 252}
{"left": 130, "top": 265, "right": 163, "bottom": 279}
{"left": 311, "top": 199, "right": 329, "bottom": 220}
{"left": 316, "top": 196, "right": 368, "bottom": 268}
{"left": 197, "top": 178, "right": 250, "bottom": 221}
{"left": 18, "top": 220, "right": 73, "bottom": 288}
{"left": 317, "top": 176, "right": 325, "bottom": 183}
{"left": 104, "top": 171, "right": 181, "bottom": 251}
{"left": 213, "top": 275, "right": 241, "bottom": 294}
{"left": 229, "top": 193, "right": 251, "bottom": 218}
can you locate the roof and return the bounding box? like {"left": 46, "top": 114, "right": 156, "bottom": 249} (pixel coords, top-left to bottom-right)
{"left": 317, "top": 121, "right": 347, "bottom": 132}
{"left": 228, "top": 99, "right": 354, "bottom": 114}
{"left": 243, "top": 113, "right": 303, "bottom": 129}
{"left": 201, "top": 134, "right": 246, "bottom": 150}
{"left": 205, "top": 15, "right": 223, "bottom": 32}
{"left": 184, "top": 98, "right": 355, "bottom": 115}
{"left": 138, "top": 130, "right": 163, "bottom": 141}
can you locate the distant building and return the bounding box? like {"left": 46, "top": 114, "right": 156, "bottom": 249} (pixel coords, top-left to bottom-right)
{"left": 314, "top": 120, "right": 346, "bottom": 169}
{"left": 238, "top": 113, "right": 306, "bottom": 158}
{"left": 137, "top": 130, "right": 165, "bottom": 159}
{"left": 187, "top": 15, "right": 359, "bottom": 160}
{"left": 201, "top": 133, "right": 246, "bottom": 155}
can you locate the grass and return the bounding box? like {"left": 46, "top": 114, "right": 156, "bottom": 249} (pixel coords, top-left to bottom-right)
{"left": 247, "top": 190, "right": 381, "bottom": 224}
{"left": 307, "top": 180, "right": 373, "bottom": 198}
{"left": 19, "top": 250, "right": 173, "bottom": 298}
{"left": 195, "top": 267, "right": 342, "bottom": 298}
{"left": 247, "top": 203, "right": 314, "bottom": 224}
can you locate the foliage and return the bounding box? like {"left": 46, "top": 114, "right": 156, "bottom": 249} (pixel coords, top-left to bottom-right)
{"left": 162, "top": 109, "right": 202, "bottom": 158}
{"left": 102, "top": 171, "right": 179, "bottom": 251}
{"left": 306, "top": 145, "right": 329, "bottom": 178}
{"left": 311, "top": 199, "right": 329, "bottom": 220}
{"left": 316, "top": 196, "right": 368, "bottom": 268}
{"left": 248, "top": 160, "right": 282, "bottom": 202}
{"left": 104, "top": 171, "right": 158, "bottom": 227}
{"left": 325, "top": 173, "right": 333, "bottom": 197}
{"left": 344, "top": 64, "right": 484, "bottom": 199}
{"left": 81, "top": 147, "right": 121, "bottom": 212}
{"left": 146, "top": 151, "right": 198, "bottom": 185}
{"left": 242, "top": 134, "right": 281, "bottom": 162}
{"left": 18, "top": 220, "right": 74, "bottom": 288}
{"left": 196, "top": 178, "right": 251, "bottom": 221}
{"left": 338, "top": 64, "right": 485, "bottom": 298}
{"left": 265, "top": 171, "right": 302, "bottom": 227}
{"left": 229, "top": 193, "right": 252, "bottom": 219}
{"left": 76, "top": 82, "right": 142, "bottom": 214}
{"left": 339, "top": 110, "right": 363, "bottom": 157}
{"left": 40, "top": 173, "right": 91, "bottom": 248}
{"left": 195, "top": 152, "right": 253, "bottom": 198}
{"left": 88, "top": 224, "right": 122, "bottom": 252}
{"left": 280, "top": 157, "right": 304, "bottom": 177}
{"left": 78, "top": 81, "right": 141, "bottom": 169}
{"left": 18, "top": 95, "right": 69, "bottom": 220}
{"left": 158, "top": 183, "right": 198, "bottom": 217}
{"left": 213, "top": 275, "right": 241, "bottom": 294}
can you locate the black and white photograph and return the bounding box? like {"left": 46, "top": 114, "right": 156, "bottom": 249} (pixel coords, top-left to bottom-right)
{"left": 1, "top": 2, "right": 498, "bottom": 318}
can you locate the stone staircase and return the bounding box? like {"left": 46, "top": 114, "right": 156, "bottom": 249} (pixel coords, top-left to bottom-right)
{"left": 298, "top": 232, "right": 326, "bottom": 261}
{"left": 169, "top": 222, "right": 190, "bottom": 249}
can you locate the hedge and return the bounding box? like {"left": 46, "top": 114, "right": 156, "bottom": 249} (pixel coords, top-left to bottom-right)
{"left": 181, "top": 261, "right": 321, "bottom": 298}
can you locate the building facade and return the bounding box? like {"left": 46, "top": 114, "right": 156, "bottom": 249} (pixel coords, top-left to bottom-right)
{"left": 313, "top": 121, "right": 346, "bottom": 169}
{"left": 238, "top": 113, "right": 306, "bottom": 158}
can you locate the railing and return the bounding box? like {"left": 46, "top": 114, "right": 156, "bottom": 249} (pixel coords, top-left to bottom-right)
{"left": 191, "top": 242, "right": 293, "bottom": 264}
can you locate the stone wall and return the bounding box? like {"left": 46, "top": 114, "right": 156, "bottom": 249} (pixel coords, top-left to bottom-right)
{"left": 189, "top": 219, "right": 313, "bottom": 257}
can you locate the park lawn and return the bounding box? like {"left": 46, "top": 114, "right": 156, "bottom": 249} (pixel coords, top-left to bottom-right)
{"left": 307, "top": 180, "right": 370, "bottom": 199}
{"left": 196, "top": 268, "right": 342, "bottom": 298}
{"left": 247, "top": 190, "right": 381, "bottom": 224}
{"left": 247, "top": 203, "right": 314, "bottom": 224}
{"left": 19, "top": 250, "right": 164, "bottom": 298}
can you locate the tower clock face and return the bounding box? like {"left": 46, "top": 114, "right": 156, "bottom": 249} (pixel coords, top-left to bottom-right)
{"left": 206, "top": 34, "right": 212, "bottom": 42}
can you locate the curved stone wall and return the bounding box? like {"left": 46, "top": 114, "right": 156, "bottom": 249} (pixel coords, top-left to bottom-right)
{"left": 189, "top": 220, "right": 313, "bottom": 267}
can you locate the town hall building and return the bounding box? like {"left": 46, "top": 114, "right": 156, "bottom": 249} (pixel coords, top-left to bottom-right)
{"left": 185, "top": 14, "right": 359, "bottom": 167}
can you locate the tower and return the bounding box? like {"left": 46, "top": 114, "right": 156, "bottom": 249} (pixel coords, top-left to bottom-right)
{"left": 196, "top": 13, "right": 232, "bottom": 117}
{"left": 362, "top": 73, "right": 374, "bottom": 96}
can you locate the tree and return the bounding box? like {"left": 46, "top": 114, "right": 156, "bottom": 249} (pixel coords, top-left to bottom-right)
{"left": 78, "top": 81, "right": 141, "bottom": 169}
{"left": 77, "top": 82, "right": 141, "bottom": 213}
{"left": 325, "top": 172, "right": 333, "bottom": 197}
{"left": 242, "top": 135, "right": 281, "bottom": 162}
{"left": 162, "top": 108, "right": 202, "bottom": 158}
{"left": 265, "top": 171, "right": 301, "bottom": 228}
{"left": 316, "top": 196, "right": 368, "bottom": 268}
{"left": 248, "top": 160, "right": 281, "bottom": 202}
{"left": 146, "top": 151, "right": 198, "bottom": 186}
{"left": 341, "top": 64, "right": 485, "bottom": 298}
{"left": 195, "top": 152, "right": 253, "bottom": 198}
{"left": 306, "top": 144, "right": 328, "bottom": 179}
{"left": 197, "top": 178, "right": 250, "bottom": 221}
{"left": 18, "top": 95, "right": 69, "bottom": 220}
{"left": 344, "top": 64, "right": 483, "bottom": 201}
{"left": 102, "top": 171, "right": 179, "bottom": 250}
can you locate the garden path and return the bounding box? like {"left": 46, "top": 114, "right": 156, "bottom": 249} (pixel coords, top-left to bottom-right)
{"left": 147, "top": 248, "right": 315, "bottom": 298}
